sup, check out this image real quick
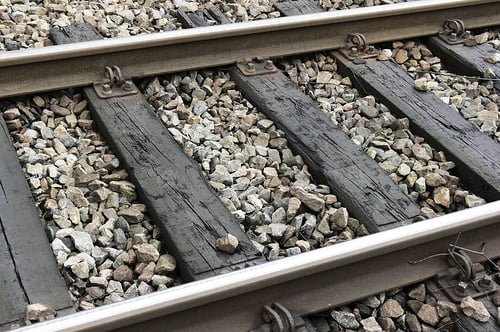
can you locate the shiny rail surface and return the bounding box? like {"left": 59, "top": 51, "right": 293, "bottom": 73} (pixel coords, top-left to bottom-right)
{"left": 16, "top": 202, "right": 500, "bottom": 332}
{"left": 0, "top": 0, "right": 499, "bottom": 98}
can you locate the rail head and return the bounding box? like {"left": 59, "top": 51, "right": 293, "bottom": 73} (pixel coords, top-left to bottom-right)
{"left": 0, "top": 0, "right": 499, "bottom": 98}
{"left": 16, "top": 201, "right": 500, "bottom": 332}
{"left": 0, "top": 0, "right": 494, "bottom": 68}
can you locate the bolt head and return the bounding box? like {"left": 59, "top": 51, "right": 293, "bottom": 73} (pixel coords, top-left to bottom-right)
{"left": 245, "top": 62, "right": 255, "bottom": 72}
{"left": 102, "top": 83, "right": 112, "bottom": 93}
{"left": 478, "top": 275, "right": 493, "bottom": 289}
{"left": 122, "top": 81, "right": 134, "bottom": 92}
{"left": 264, "top": 60, "right": 274, "bottom": 70}
{"left": 454, "top": 281, "right": 468, "bottom": 296}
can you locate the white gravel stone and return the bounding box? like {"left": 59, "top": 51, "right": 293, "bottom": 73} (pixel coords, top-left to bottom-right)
{"left": 460, "top": 296, "right": 490, "bottom": 322}
{"left": 290, "top": 185, "right": 325, "bottom": 212}
{"left": 134, "top": 243, "right": 160, "bottom": 263}
{"left": 414, "top": 77, "right": 428, "bottom": 91}
{"left": 25, "top": 303, "right": 56, "bottom": 322}
{"left": 70, "top": 231, "right": 94, "bottom": 255}
{"left": 216, "top": 233, "right": 239, "bottom": 254}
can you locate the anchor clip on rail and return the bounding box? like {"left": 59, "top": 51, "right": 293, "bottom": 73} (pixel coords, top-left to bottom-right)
{"left": 250, "top": 302, "right": 307, "bottom": 332}
{"left": 433, "top": 244, "right": 500, "bottom": 303}
{"left": 411, "top": 237, "right": 500, "bottom": 303}
{"left": 338, "top": 33, "right": 379, "bottom": 64}
{"left": 236, "top": 58, "right": 278, "bottom": 76}
{"left": 438, "top": 19, "right": 475, "bottom": 46}
{"left": 93, "top": 65, "right": 138, "bottom": 99}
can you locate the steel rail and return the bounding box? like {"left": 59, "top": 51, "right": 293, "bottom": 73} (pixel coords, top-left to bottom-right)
{"left": 17, "top": 201, "right": 500, "bottom": 332}
{"left": 1, "top": 0, "right": 499, "bottom": 98}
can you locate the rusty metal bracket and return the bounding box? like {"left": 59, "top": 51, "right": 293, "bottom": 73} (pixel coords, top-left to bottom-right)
{"left": 410, "top": 234, "right": 500, "bottom": 303}
{"left": 93, "top": 65, "right": 138, "bottom": 99}
{"left": 433, "top": 241, "right": 499, "bottom": 303}
{"left": 249, "top": 302, "right": 307, "bottom": 332}
{"left": 339, "top": 33, "right": 379, "bottom": 64}
{"left": 236, "top": 58, "right": 278, "bottom": 76}
{"left": 434, "top": 262, "right": 499, "bottom": 303}
{"left": 438, "top": 19, "right": 475, "bottom": 45}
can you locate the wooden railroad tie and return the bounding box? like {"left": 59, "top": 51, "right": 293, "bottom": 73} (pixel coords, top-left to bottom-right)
{"left": 0, "top": 115, "right": 74, "bottom": 327}
{"left": 177, "top": 8, "right": 421, "bottom": 233}
{"left": 427, "top": 35, "right": 500, "bottom": 91}
{"left": 277, "top": 0, "right": 500, "bottom": 202}
{"left": 50, "top": 24, "right": 265, "bottom": 281}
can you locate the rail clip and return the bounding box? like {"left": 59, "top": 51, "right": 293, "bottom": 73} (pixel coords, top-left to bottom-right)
{"left": 93, "top": 65, "right": 138, "bottom": 99}
{"left": 338, "top": 33, "right": 379, "bottom": 64}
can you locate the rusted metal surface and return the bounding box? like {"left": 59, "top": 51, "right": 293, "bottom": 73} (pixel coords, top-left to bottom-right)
{"left": 16, "top": 202, "right": 500, "bottom": 332}
{"left": 0, "top": 0, "right": 499, "bottom": 98}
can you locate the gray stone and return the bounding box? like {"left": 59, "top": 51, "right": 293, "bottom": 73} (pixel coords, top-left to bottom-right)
{"left": 287, "top": 197, "right": 301, "bottom": 220}
{"left": 106, "top": 280, "right": 124, "bottom": 295}
{"left": 134, "top": 243, "right": 160, "bottom": 263}
{"left": 425, "top": 173, "right": 446, "bottom": 187}
{"left": 25, "top": 303, "right": 56, "bottom": 321}
{"left": 433, "top": 187, "right": 451, "bottom": 208}
{"left": 155, "top": 254, "right": 177, "bottom": 274}
{"left": 465, "top": 195, "right": 486, "bottom": 208}
{"left": 436, "top": 300, "right": 457, "bottom": 318}
{"left": 330, "top": 310, "right": 360, "bottom": 329}
{"left": 359, "top": 104, "right": 379, "bottom": 118}
{"left": 408, "top": 284, "right": 426, "bottom": 302}
{"left": 406, "top": 313, "right": 421, "bottom": 332}
{"left": 70, "top": 231, "right": 94, "bottom": 255}
{"left": 414, "top": 78, "right": 428, "bottom": 92}
{"left": 113, "top": 265, "right": 134, "bottom": 282}
{"left": 290, "top": 186, "right": 324, "bottom": 212}
{"left": 460, "top": 296, "right": 490, "bottom": 322}
{"left": 417, "top": 304, "right": 439, "bottom": 326}
{"left": 377, "top": 49, "right": 393, "bottom": 61}
{"left": 361, "top": 296, "right": 381, "bottom": 309}
{"left": 379, "top": 299, "right": 404, "bottom": 318}
{"left": 330, "top": 207, "right": 348, "bottom": 228}
{"left": 377, "top": 317, "right": 396, "bottom": 332}
{"left": 361, "top": 317, "right": 383, "bottom": 332}
{"left": 152, "top": 275, "right": 173, "bottom": 287}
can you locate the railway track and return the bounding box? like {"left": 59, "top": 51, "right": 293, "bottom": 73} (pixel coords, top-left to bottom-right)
{"left": 0, "top": 0, "right": 499, "bottom": 331}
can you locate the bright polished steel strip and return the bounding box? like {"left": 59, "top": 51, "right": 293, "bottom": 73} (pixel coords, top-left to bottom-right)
{"left": 0, "top": 0, "right": 499, "bottom": 98}
{"left": 17, "top": 201, "right": 500, "bottom": 331}
{"left": 0, "top": 0, "right": 495, "bottom": 66}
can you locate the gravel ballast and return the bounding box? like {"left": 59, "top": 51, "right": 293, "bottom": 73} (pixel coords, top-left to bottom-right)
{"left": 385, "top": 31, "right": 500, "bottom": 143}
{"left": 1, "top": 92, "right": 180, "bottom": 311}
{"left": 279, "top": 52, "right": 486, "bottom": 218}
{"left": 142, "top": 69, "right": 368, "bottom": 260}
{"left": 307, "top": 283, "right": 459, "bottom": 331}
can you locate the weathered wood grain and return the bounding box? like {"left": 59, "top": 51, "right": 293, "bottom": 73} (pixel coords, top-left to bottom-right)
{"left": 335, "top": 53, "right": 500, "bottom": 201}
{"left": 177, "top": 8, "right": 231, "bottom": 28}
{"left": 427, "top": 37, "right": 500, "bottom": 91}
{"left": 230, "top": 67, "right": 420, "bottom": 232}
{"left": 0, "top": 222, "right": 27, "bottom": 326}
{"left": 84, "top": 89, "right": 264, "bottom": 279}
{"left": 178, "top": 8, "right": 421, "bottom": 232}
{"left": 275, "top": 0, "right": 323, "bottom": 16}
{"left": 50, "top": 24, "right": 264, "bottom": 281}
{"left": 0, "top": 115, "right": 73, "bottom": 325}
{"left": 49, "top": 23, "right": 104, "bottom": 46}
